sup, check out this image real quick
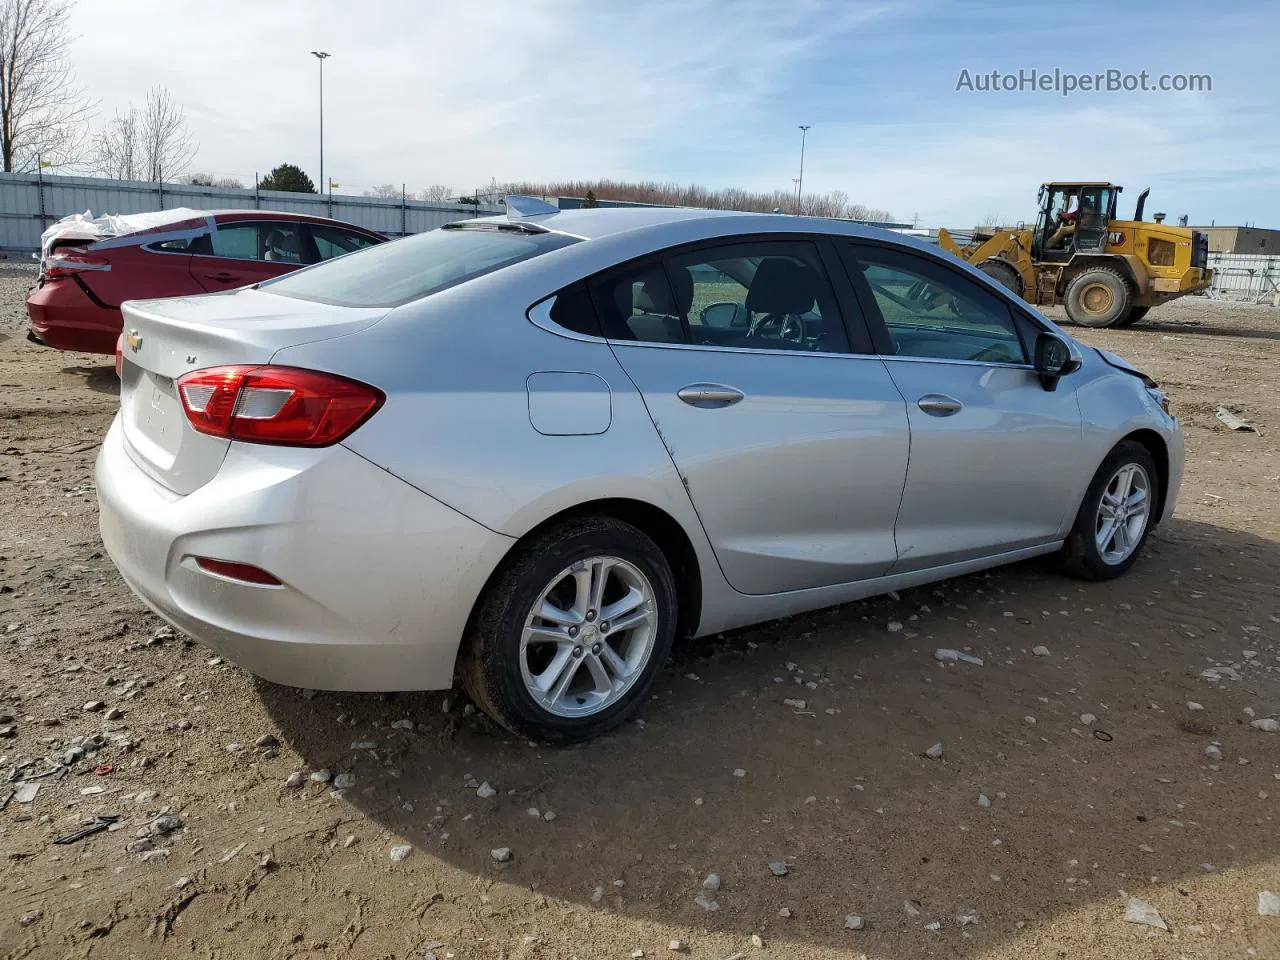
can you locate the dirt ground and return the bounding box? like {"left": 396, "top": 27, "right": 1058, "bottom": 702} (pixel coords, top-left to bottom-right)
{"left": 2, "top": 267, "right": 1278, "bottom": 960}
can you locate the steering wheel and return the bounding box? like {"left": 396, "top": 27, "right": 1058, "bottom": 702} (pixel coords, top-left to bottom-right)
{"left": 747, "top": 313, "right": 805, "bottom": 344}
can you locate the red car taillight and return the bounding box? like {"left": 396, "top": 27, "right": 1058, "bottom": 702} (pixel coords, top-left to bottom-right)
{"left": 176, "top": 365, "right": 384, "bottom": 447}
{"left": 44, "top": 248, "right": 110, "bottom": 280}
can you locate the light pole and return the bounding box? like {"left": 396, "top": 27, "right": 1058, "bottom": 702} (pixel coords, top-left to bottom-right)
{"left": 796, "top": 124, "right": 811, "bottom": 212}
{"left": 311, "top": 51, "right": 330, "bottom": 196}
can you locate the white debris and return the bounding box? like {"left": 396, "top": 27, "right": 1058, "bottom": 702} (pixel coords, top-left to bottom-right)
{"left": 1124, "top": 898, "right": 1168, "bottom": 931}
{"left": 903, "top": 900, "right": 922, "bottom": 917}
{"left": 1259, "top": 891, "right": 1280, "bottom": 917}
{"left": 1080, "top": 713, "right": 1097, "bottom": 726}
{"left": 925, "top": 743, "right": 944, "bottom": 759}
{"left": 476, "top": 781, "right": 497, "bottom": 798}
{"left": 591, "top": 885, "right": 604, "bottom": 903}
{"left": 1250, "top": 718, "right": 1280, "bottom": 733}
{"left": 887, "top": 621, "right": 904, "bottom": 633}
{"left": 750, "top": 933, "right": 764, "bottom": 948}
{"left": 844, "top": 914, "right": 865, "bottom": 930}
{"left": 389, "top": 844, "right": 412, "bottom": 862}
{"left": 768, "top": 861, "right": 789, "bottom": 876}
{"left": 782, "top": 698, "right": 807, "bottom": 710}
{"left": 14, "top": 782, "right": 40, "bottom": 804}
{"left": 1187, "top": 702, "right": 1204, "bottom": 711}
{"left": 733, "top": 768, "right": 747, "bottom": 778}
{"left": 490, "top": 847, "right": 512, "bottom": 862}
{"left": 924, "top": 921, "right": 942, "bottom": 932}
{"left": 935, "top": 648, "right": 984, "bottom": 666}
{"left": 978, "top": 793, "right": 991, "bottom": 808}
{"left": 957, "top": 908, "right": 979, "bottom": 926}
{"left": 1032, "top": 645, "right": 1051, "bottom": 657}
{"left": 668, "top": 939, "right": 687, "bottom": 952}
{"left": 218, "top": 842, "right": 247, "bottom": 864}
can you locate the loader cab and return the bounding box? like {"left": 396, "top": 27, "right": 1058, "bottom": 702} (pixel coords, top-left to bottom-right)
{"left": 1033, "top": 182, "right": 1121, "bottom": 261}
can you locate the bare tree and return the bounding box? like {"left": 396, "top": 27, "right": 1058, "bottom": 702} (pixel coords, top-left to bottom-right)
{"left": 362, "top": 183, "right": 400, "bottom": 199}
{"left": 94, "top": 107, "right": 140, "bottom": 179}
{"left": 93, "top": 86, "right": 195, "bottom": 182}
{"left": 0, "top": 0, "right": 93, "bottom": 172}
{"left": 976, "top": 213, "right": 1005, "bottom": 232}
{"left": 420, "top": 183, "right": 452, "bottom": 202}
{"left": 140, "top": 86, "right": 193, "bottom": 181}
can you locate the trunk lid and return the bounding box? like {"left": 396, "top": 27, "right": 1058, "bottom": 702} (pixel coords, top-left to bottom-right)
{"left": 118, "top": 288, "right": 387, "bottom": 494}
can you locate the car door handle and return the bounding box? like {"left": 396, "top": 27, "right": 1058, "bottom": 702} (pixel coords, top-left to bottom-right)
{"left": 917, "top": 394, "right": 963, "bottom": 416}
{"left": 205, "top": 272, "right": 240, "bottom": 282}
{"left": 677, "top": 383, "right": 745, "bottom": 408}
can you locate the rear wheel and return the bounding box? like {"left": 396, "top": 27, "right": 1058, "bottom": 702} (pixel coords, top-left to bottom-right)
{"left": 1064, "top": 267, "right": 1132, "bottom": 327}
{"left": 459, "top": 515, "right": 677, "bottom": 743}
{"left": 976, "top": 258, "right": 1024, "bottom": 297}
{"left": 1114, "top": 305, "right": 1151, "bottom": 328}
{"left": 1062, "top": 441, "right": 1159, "bottom": 580}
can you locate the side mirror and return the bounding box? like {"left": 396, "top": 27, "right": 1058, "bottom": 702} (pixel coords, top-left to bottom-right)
{"left": 1034, "top": 332, "right": 1081, "bottom": 389}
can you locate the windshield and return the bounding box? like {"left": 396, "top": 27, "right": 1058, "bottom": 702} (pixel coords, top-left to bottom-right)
{"left": 259, "top": 224, "right": 580, "bottom": 307}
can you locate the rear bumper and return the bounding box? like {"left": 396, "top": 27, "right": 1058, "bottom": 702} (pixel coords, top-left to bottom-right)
{"left": 26, "top": 279, "right": 122, "bottom": 354}
{"left": 1150, "top": 267, "right": 1211, "bottom": 295}
{"left": 96, "top": 417, "right": 515, "bottom": 690}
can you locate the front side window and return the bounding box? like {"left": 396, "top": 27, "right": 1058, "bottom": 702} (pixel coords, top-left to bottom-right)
{"left": 311, "top": 225, "right": 380, "bottom": 261}
{"left": 262, "top": 224, "right": 580, "bottom": 308}
{"left": 852, "top": 245, "right": 1027, "bottom": 364}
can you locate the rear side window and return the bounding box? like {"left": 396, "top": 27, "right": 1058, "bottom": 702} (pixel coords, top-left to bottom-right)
{"left": 261, "top": 225, "right": 580, "bottom": 308}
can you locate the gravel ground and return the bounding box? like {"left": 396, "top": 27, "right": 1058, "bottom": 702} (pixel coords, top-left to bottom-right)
{"left": 2, "top": 275, "right": 1279, "bottom": 960}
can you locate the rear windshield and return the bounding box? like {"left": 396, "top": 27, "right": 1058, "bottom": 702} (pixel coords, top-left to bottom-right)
{"left": 258, "top": 224, "right": 580, "bottom": 307}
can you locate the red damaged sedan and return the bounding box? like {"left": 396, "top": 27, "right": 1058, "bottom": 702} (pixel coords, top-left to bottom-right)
{"left": 26, "top": 209, "right": 386, "bottom": 355}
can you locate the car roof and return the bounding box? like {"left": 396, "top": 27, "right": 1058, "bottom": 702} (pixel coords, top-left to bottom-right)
{"left": 206, "top": 210, "right": 386, "bottom": 235}
{"left": 468, "top": 205, "right": 916, "bottom": 245}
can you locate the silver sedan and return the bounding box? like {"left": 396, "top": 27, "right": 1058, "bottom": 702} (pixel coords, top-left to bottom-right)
{"left": 96, "top": 199, "right": 1183, "bottom": 742}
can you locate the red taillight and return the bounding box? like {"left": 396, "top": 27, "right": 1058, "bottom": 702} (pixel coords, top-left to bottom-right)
{"left": 194, "top": 557, "right": 282, "bottom": 585}
{"left": 175, "top": 365, "right": 384, "bottom": 447}
{"left": 114, "top": 334, "right": 123, "bottom": 377}
{"left": 44, "top": 248, "right": 110, "bottom": 280}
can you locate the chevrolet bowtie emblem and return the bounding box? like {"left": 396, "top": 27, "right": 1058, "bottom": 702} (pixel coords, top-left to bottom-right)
{"left": 126, "top": 330, "right": 143, "bottom": 352}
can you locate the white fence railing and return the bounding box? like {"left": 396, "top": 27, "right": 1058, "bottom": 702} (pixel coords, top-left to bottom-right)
{"left": 0, "top": 172, "right": 503, "bottom": 256}
{"left": 1206, "top": 252, "right": 1280, "bottom": 304}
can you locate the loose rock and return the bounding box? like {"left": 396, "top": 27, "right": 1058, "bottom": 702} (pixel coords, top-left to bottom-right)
{"left": 83, "top": 700, "right": 105, "bottom": 712}
{"left": 389, "top": 844, "right": 412, "bottom": 862}
{"left": 978, "top": 793, "right": 991, "bottom": 808}
{"left": 695, "top": 874, "right": 721, "bottom": 912}
{"left": 476, "top": 781, "right": 497, "bottom": 798}
{"left": 1187, "top": 701, "right": 1204, "bottom": 711}
{"left": 668, "top": 940, "right": 687, "bottom": 952}
{"left": 1250, "top": 718, "right": 1280, "bottom": 733}
{"left": 104, "top": 707, "right": 124, "bottom": 721}
{"left": 750, "top": 933, "right": 764, "bottom": 948}
{"left": 285, "top": 772, "right": 305, "bottom": 788}
{"left": 255, "top": 734, "right": 279, "bottom": 748}
{"left": 310, "top": 769, "right": 331, "bottom": 784}
{"left": 1032, "top": 645, "right": 1051, "bottom": 657}
{"left": 844, "top": 914, "right": 865, "bottom": 930}
{"left": 925, "top": 743, "right": 944, "bottom": 759}
{"left": 732, "top": 768, "right": 746, "bottom": 778}
{"left": 1205, "top": 745, "right": 1223, "bottom": 761}
{"left": 333, "top": 773, "right": 356, "bottom": 790}
{"left": 490, "top": 847, "right": 513, "bottom": 862}
{"left": 768, "top": 861, "right": 789, "bottom": 877}
{"left": 1080, "top": 713, "right": 1097, "bottom": 726}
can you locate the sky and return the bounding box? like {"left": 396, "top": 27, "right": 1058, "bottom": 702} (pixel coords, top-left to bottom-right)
{"left": 66, "top": 0, "right": 1279, "bottom": 228}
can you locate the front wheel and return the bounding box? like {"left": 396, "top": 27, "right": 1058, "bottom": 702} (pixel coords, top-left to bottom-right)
{"left": 1064, "top": 267, "right": 1132, "bottom": 328}
{"left": 1062, "top": 441, "right": 1159, "bottom": 580}
{"left": 1114, "top": 305, "right": 1151, "bottom": 328}
{"left": 459, "top": 515, "right": 677, "bottom": 743}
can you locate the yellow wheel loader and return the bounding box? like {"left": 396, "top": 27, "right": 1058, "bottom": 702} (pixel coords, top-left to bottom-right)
{"left": 937, "top": 183, "right": 1212, "bottom": 327}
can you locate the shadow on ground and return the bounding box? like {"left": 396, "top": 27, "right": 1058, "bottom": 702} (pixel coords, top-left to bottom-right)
{"left": 260, "top": 518, "right": 1280, "bottom": 956}
{"left": 60, "top": 363, "right": 120, "bottom": 396}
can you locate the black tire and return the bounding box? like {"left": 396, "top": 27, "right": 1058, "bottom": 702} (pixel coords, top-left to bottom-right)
{"left": 458, "top": 515, "right": 677, "bottom": 743}
{"left": 976, "top": 258, "right": 1024, "bottom": 297}
{"left": 1114, "top": 305, "right": 1151, "bottom": 328}
{"left": 1064, "top": 267, "right": 1132, "bottom": 327}
{"left": 1062, "top": 440, "right": 1159, "bottom": 581}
